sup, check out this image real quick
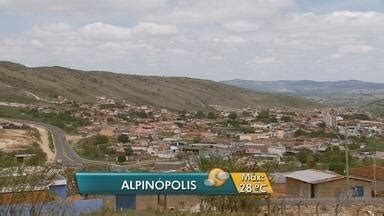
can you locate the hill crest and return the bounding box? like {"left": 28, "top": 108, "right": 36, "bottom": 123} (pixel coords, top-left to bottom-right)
{"left": 0, "top": 61, "right": 319, "bottom": 111}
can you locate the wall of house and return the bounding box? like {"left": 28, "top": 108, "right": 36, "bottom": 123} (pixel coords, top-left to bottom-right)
{"left": 314, "top": 178, "right": 372, "bottom": 198}
{"left": 350, "top": 178, "right": 372, "bottom": 198}
{"left": 374, "top": 180, "right": 384, "bottom": 197}
{"left": 287, "top": 177, "right": 372, "bottom": 198}
{"left": 49, "top": 185, "right": 67, "bottom": 199}
{"left": 314, "top": 178, "right": 348, "bottom": 198}
{"left": 286, "top": 178, "right": 311, "bottom": 198}
{"left": 116, "top": 194, "right": 136, "bottom": 210}
{"left": 353, "top": 177, "right": 384, "bottom": 197}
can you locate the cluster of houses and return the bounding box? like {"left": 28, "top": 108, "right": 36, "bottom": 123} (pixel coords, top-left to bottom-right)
{"left": 269, "top": 164, "right": 384, "bottom": 199}
{"left": 1, "top": 96, "right": 384, "bottom": 213}
{"left": 47, "top": 97, "right": 380, "bottom": 167}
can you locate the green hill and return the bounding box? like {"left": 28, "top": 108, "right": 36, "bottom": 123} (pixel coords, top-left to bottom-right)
{"left": 0, "top": 61, "right": 319, "bottom": 111}
{"left": 362, "top": 99, "right": 384, "bottom": 116}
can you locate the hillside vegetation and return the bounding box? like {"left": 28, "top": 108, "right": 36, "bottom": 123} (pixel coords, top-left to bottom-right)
{"left": 362, "top": 99, "right": 384, "bottom": 116}
{"left": 222, "top": 79, "right": 384, "bottom": 96}
{"left": 0, "top": 61, "right": 318, "bottom": 110}
{"left": 222, "top": 79, "right": 384, "bottom": 107}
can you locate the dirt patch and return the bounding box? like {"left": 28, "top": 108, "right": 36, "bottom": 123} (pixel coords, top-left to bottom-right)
{"left": 0, "top": 119, "right": 55, "bottom": 163}
{"left": 29, "top": 124, "right": 55, "bottom": 163}
{"left": 67, "top": 135, "right": 86, "bottom": 143}
{"left": 0, "top": 129, "right": 32, "bottom": 152}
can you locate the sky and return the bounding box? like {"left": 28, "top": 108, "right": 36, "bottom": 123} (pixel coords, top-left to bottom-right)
{"left": 0, "top": 0, "right": 384, "bottom": 82}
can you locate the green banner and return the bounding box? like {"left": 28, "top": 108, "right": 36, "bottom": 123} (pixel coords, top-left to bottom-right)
{"left": 75, "top": 169, "right": 272, "bottom": 195}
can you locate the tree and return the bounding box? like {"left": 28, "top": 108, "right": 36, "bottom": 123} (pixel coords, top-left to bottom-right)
{"left": 318, "top": 146, "right": 351, "bottom": 174}
{"left": 137, "top": 111, "right": 148, "bottom": 118}
{"left": 269, "top": 116, "right": 278, "bottom": 123}
{"left": 294, "top": 128, "right": 308, "bottom": 137}
{"left": 95, "top": 135, "right": 109, "bottom": 144}
{"left": 194, "top": 110, "right": 205, "bottom": 119}
{"left": 125, "top": 146, "right": 133, "bottom": 156}
{"left": 257, "top": 110, "right": 270, "bottom": 123}
{"left": 193, "top": 137, "right": 202, "bottom": 143}
{"left": 240, "top": 126, "right": 255, "bottom": 134}
{"left": 117, "top": 155, "right": 126, "bottom": 163}
{"left": 228, "top": 112, "right": 237, "bottom": 120}
{"left": 207, "top": 112, "right": 216, "bottom": 119}
{"left": 281, "top": 115, "right": 292, "bottom": 122}
{"left": 296, "top": 148, "right": 314, "bottom": 164}
{"left": 227, "top": 119, "right": 240, "bottom": 128}
{"left": 117, "top": 134, "right": 129, "bottom": 143}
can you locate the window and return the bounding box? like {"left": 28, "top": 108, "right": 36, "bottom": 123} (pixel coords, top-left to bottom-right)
{"left": 352, "top": 186, "right": 364, "bottom": 197}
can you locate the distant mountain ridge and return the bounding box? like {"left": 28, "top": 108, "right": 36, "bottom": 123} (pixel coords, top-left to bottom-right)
{"left": 222, "top": 79, "right": 384, "bottom": 96}
{"left": 0, "top": 61, "right": 319, "bottom": 111}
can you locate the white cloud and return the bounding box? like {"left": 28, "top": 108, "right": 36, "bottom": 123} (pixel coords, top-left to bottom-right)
{"left": 329, "top": 53, "right": 343, "bottom": 59}
{"left": 289, "top": 10, "right": 384, "bottom": 28}
{"left": 1, "top": 2, "right": 384, "bottom": 81}
{"left": 213, "top": 36, "right": 248, "bottom": 45}
{"left": 146, "top": 0, "right": 294, "bottom": 24}
{"left": 250, "top": 56, "right": 276, "bottom": 64}
{"left": 32, "top": 23, "right": 74, "bottom": 35}
{"left": 81, "top": 22, "right": 132, "bottom": 40}
{"left": 132, "top": 22, "right": 177, "bottom": 35}
{"left": 0, "top": 0, "right": 168, "bottom": 14}
{"left": 329, "top": 11, "right": 377, "bottom": 24}
{"left": 28, "top": 22, "right": 177, "bottom": 42}
{"left": 337, "top": 44, "right": 374, "bottom": 54}
{"left": 222, "top": 20, "right": 259, "bottom": 32}
{"left": 329, "top": 44, "right": 374, "bottom": 59}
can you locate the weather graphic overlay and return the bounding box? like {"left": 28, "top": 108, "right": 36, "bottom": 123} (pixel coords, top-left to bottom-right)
{"left": 204, "top": 168, "right": 230, "bottom": 187}
{"left": 75, "top": 169, "right": 273, "bottom": 195}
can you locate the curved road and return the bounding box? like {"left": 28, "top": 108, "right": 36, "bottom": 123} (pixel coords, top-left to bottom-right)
{"left": 9, "top": 119, "right": 84, "bottom": 166}
{"left": 7, "top": 118, "right": 166, "bottom": 168}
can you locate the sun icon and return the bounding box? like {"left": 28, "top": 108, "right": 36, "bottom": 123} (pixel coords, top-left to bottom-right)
{"left": 204, "top": 168, "right": 230, "bottom": 187}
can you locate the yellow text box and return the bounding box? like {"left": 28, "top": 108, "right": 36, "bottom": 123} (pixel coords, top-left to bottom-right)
{"left": 231, "top": 172, "right": 273, "bottom": 194}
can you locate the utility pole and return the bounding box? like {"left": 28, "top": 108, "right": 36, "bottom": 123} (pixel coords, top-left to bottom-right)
{"left": 329, "top": 121, "right": 349, "bottom": 198}
{"left": 344, "top": 126, "right": 349, "bottom": 198}
{"left": 373, "top": 143, "right": 377, "bottom": 198}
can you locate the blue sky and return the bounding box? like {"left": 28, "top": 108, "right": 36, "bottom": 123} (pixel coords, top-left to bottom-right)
{"left": 0, "top": 0, "right": 384, "bottom": 82}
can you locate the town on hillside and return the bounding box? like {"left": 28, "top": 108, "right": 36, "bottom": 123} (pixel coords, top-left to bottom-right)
{"left": 1, "top": 95, "right": 384, "bottom": 215}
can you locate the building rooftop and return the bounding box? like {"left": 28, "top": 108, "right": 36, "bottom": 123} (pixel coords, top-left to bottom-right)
{"left": 285, "top": 169, "right": 343, "bottom": 184}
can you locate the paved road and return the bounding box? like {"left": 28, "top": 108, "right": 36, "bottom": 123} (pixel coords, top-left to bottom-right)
{"left": 9, "top": 119, "right": 84, "bottom": 166}
{"left": 7, "top": 118, "right": 168, "bottom": 168}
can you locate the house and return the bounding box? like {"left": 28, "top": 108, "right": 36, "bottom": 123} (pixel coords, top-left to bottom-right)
{"left": 239, "top": 134, "right": 252, "bottom": 141}
{"left": 0, "top": 167, "right": 68, "bottom": 203}
{"left": 0, "top": 166, "right": 103, "bottom": 215}
{"left": 351, "top": 166, "right": 384, "bottom": 197}
{"left": 285, "top": 169, "right": 372, "bottom": 198}
{"left": 270, "top": 172, "right": 288, "bottom": 198}
{"left": 253, "top": 153, "right": 281, "bottom": 164}
{"left": 13, "top": 154, "right": 37, "bottom": 163}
